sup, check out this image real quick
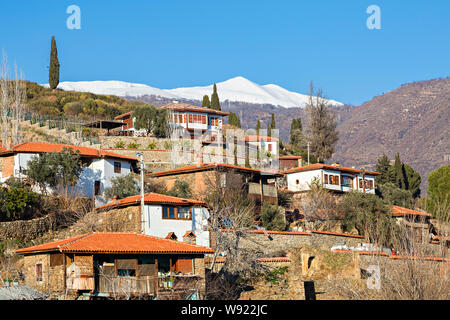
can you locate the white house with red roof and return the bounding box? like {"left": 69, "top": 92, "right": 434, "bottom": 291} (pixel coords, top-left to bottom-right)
{"left": 244, "top": 135, "right": 279, "bottom": 156}
{"left": 281, "top": 162, "right": 381, "bottom": 194}
{"left": 0, "top": 142, "right": 139, "bottom": 205}
{"left": 113, "top": 103, "right": 230, "bottom": 141}
{"left": 95, "top": 192, "right": 211, "bottom": 247}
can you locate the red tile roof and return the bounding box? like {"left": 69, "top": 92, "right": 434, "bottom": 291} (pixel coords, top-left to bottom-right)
{"left": 15, "top": 232, "right": 214, "bottom": 255}
{"left": 114, "top": 111, "right": 132, "bottom": 120}
{"left": 281, "top": 163, "right": 380, "bottom": 175}
{"left": 162, "top": 103, "right": 230, "bottom": 116}
{"left": 95, "top": 192, "right": 208, "bottom": 211}
{"left": 309, "top": 230, "right": 365, "bottom": 239}
{"left": 279, "top": 156, "right": 302, "bottom": 160}
{"left": 244, "top": 135, "right": 279, "bottom": 142}
{"left": 148, "top": 163, "right": 282, "bottom": 177}
{"left": 391, "top": 205, "right": 432, "bottom": 218}
{"left": 0, "top": 142, "right": 137, "bottom": 162}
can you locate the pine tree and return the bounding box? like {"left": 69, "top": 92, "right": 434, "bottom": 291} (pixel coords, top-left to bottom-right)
{"left": 49, "top": 36, "right": 60, "bottom": 90}
{"left": 210, "top": 83, "right": 221, "bottom": 110}
{"left": 201, "top": 95, "right": 210, "bottom": 108}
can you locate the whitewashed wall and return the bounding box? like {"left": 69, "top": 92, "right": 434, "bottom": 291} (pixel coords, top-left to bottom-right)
{"left": 143, "top": 205, "right": 210, "bottom": 247}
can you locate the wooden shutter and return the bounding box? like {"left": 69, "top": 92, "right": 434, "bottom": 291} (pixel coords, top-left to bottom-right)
{"left": 176, "top": 257, "right": 193, "bottom": 273}
{"left": 324, "top": 174, "right": 329, "bottom": 184}
{"left": 50, "top": 253, "right": 64, "bottom": 267}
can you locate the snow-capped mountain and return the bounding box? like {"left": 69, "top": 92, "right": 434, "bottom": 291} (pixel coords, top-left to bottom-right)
{"left": 42, "top": 76, "right": 343, "bottom": 108}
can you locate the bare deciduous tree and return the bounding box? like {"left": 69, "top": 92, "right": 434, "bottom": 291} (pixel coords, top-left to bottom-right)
{"left": 0, "top": 49, "right": 26, "bottom": 149}
{"left": 301, "top": 177, "right": 342, "bottom": 230}
{"left": 305, "top": 82, "right": 338, "bottom": 163}
{"left": 202, "top": 169, "right": 269, "bottom": 299}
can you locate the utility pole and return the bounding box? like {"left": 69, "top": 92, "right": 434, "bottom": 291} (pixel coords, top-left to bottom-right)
{"left": 137, "top": 152, "right": 145, "bottom": 233}
{"left": 307, "top": 141, "right": 310, "bottom": 165}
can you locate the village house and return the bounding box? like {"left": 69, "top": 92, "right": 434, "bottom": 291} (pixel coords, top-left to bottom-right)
{"left": 244, "top": 135, "right": 279, "bottom": 157}
{"left": 15, "top": 232, "right": 214, "bottom": 299}
{"left": 391, "top": 205, "right": 434, "bottom": 244}
{"left": 95, "top": 192, "right": 211, "bottom": 247}
{"left": 279, "top": 155, "right": 303, "bottom": 171}
{"left": 162, "top": 103, "right": 229, "bottom": 142}
{"left": 148, "top": 163, "right": 282, "bottom": 210}
{"left": 281, "top": 162, "right": 380, "bottom": 194}
{"left": 113, "top": 103, "right": 230, "bottom": 142}
{"left": 0, "top": 142, "right": 139, "bottom": 205}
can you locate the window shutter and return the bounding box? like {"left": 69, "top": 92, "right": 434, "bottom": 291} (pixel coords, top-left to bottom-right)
{"left": 176, "top": 257, "right": 193, "bottom": 273}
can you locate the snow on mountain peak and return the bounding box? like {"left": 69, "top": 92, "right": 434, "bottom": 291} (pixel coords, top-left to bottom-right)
{"left": 41, "top": 76, "right": 343, "bottom": 109}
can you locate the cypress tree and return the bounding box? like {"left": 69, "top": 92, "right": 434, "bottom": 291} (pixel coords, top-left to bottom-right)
{"left": 228, "top": 112, "right": 241, "bottom": 128}
{"left": 270, "top": 113, "right": 276, "bottom": 130}
{"left": 290, "top": 118, "right": 304, "bottom": 146}
{"left": 210, "top": 83, "right": 221, "bottom": 110}
{"left": 393, "top": 153, "right": 406, "bottom": 189}
{"left": 267, "top": 122, "right": 271, "bottom": 137}
{"left": 49, "top": 36, "right": 60, "bottom": 90}
{"left": 201, "top": 95, "right": 210, "bottom": 108}
{"left": 256, "top": 119, "right": 260, "bottom": 136}
{"left": 375, "top": 154, "right": 391, "bottom": 185}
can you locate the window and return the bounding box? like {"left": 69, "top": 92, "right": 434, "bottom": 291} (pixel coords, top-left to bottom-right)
{"left": 184, "top": 207, "right": 191, "bottom": 219}
{"left": 179, "top": 114, "right": 183, "bottom": 123}
{"left": 162, "top": 206, "right": 192, "bottom": 220}
{"left": 36, "top": 264, "right": 43, "bottom": 282}
{"left": 368, "top": 180, "right": 373, "bottom": 189}
{"left": 268, "top": 144, "right": 272, "bottom": 152}
{"left": 342, "top": 176, "right": 353, "bottom": 188}
{"left": 50, "top": 253, "right": 64, "bottom": 267}
{"left": 202, "top": 115, "right": 207, "bottom": 124}
{"left": 188, "top": 114, "right": 193, "bottom": 123}
{"left": 114, "top": 162, "right": 121, "bottom": 173}
{"left": 324, "top": 174, "right": 329, "bottom": 184}
{"left": 94, "top": 181, "right": 101, "bottom": 196}
{"left": 296, "top": 179, "right": 299, "bottom": 185}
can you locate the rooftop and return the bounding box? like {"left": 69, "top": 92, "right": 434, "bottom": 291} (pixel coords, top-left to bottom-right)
{"left": 95, "top": 192, "right": 208, "bottom": 211}
{"left": 392, "top": 205, "right": 432, "bottom": 218}
{"left": 162, "top": 103, "right": 230, "bottom": 116}
{"left": 244, "top": 135, "right": 279, "bottom": 142}
{"left": 148, "top": 163, "right": 283, "bottom": 177}
{"left": 281, "top": 163, "right": 380, "bottom": 176}
{"left": 0, "top": 142, "right": 137, "bottom": 162}
{"left": 15, "top": 232, "right": 214, "bottom": 255}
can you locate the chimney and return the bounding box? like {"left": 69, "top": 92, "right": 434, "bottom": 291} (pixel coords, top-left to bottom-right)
{"left": 331, "top": 162, "right": 340, "bottom": 167}
{"left": 183, "top": 231, "right": 196, "bottom": 244}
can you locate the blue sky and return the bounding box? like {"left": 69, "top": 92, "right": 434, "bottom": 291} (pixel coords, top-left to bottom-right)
{"left": 0, "top": 0, "right": 448, "bottom": 105}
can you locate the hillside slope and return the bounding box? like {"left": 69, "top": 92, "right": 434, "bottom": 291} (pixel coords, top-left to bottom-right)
{"left": 332, "top": 77, "right": 450, "bottom": 194}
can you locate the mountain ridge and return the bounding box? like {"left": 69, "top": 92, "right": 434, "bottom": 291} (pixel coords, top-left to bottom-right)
{"left": 41, "top": 76, "right": 343, "bottom": 109}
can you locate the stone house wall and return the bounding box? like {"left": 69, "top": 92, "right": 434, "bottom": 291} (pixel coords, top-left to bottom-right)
{"left": 22, "top": 253, "right": 65, "bottom": 294}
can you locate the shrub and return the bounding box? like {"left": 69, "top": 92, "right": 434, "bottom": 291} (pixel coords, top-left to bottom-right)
{"left": 261, "top": 202, "right": 286, "bottom": 231}
{"left": 166, "top": 180, "right": 192, "bottom": 199}
{"left": 0, "top": 185, "right": 40, "bottom": 221}
{"left": 147, "top": 142, "right": 157, "bottom": 150}
{"left": 127, "top": 142, "right": 141, "bottom": 149}
{"left": 114, "top": 140, "right": 126, "bottom": 148}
